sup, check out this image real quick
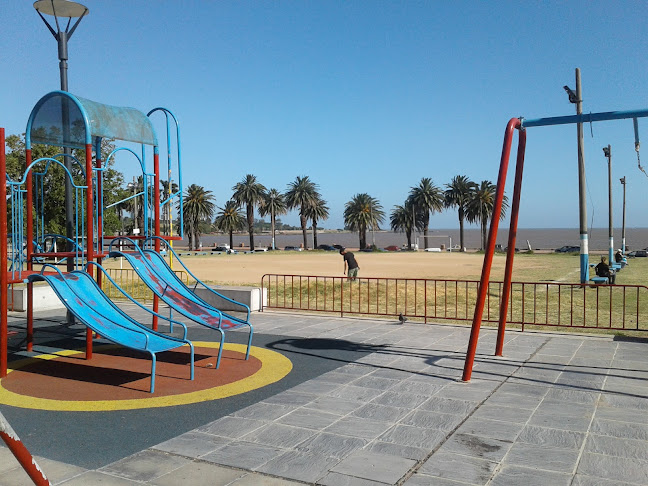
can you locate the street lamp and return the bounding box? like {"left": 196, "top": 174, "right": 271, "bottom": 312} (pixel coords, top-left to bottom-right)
{"left": 603, "top": 145, "right": 613, "bottom": 264}
{"left": 620, "top": 176, "right": 627, "bottom": 253}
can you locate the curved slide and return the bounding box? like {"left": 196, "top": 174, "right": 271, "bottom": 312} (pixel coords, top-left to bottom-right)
{"left": 28, "top": 267, "right": 195, "bottom": 393}
{"left": 108, "top": 239, "right": 253, "bottom": 370}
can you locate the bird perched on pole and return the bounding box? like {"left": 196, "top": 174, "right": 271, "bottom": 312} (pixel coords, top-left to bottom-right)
{"left": 563, "top": 85, "right": 579, "bottom": 104}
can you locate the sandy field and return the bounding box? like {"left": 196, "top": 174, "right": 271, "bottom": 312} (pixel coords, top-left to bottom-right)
{"left": 139, "top": 251, "right": 509, "bottom": 285}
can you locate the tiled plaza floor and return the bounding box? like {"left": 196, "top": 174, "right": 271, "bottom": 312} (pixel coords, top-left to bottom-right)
{"left": 1, "top": 308, "right": 647, "bottom": 485}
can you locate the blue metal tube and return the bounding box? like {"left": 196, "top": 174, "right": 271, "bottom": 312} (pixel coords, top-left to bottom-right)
{"left": 522, "top": 109, "right": 648, "bottom": 128}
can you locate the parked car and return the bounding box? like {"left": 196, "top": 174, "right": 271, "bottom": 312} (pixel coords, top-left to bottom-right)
{"left": 212, "top": 246, "right": 237, "bottom": 254}
{"left": 316, "top": 244, "right": 337, "bottom": 251}
{"left": 555, "top": 245, "right": 580, "bottom": 253}
{"left": 284, "top": 246, "right": 303, "bottom": 251}
{"left": 384, "top": 245, "right": 400, "bottom": 252}
{"left": 628, "top": 250, "right": 647, "bottom": 257}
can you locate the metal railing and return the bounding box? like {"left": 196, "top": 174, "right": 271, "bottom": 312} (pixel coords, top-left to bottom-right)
{"left": 261, "top": 274, "right": 648, "bottom": 332}
{"left": 101, "top": 268, "right": 189, "bottom": 303}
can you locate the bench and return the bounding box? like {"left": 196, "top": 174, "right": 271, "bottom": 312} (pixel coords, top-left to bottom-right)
{"left": 590, "top": 276, "right": 609, "bottom": 285}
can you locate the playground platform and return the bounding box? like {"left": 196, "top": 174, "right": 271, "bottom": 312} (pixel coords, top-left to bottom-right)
{"left": 1, "top": 306, "right": 648, "bottom": 485}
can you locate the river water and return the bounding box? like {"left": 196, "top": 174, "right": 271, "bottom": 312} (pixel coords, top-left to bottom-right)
{"left": 190, "top": 227, "right": 648, "bottom": 251}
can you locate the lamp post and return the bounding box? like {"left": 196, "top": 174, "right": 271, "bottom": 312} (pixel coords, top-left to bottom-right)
{"left": 620, "top": 176, "right": 627, "bottom": 253}
{"left": 270, "top": 192, "right": 276, "bottom": 250}
{"left": 34, "top": 1, "right": 89, "bottom": 327}
{"left": 603, "top": 145, "right": 613, "bottom": 264}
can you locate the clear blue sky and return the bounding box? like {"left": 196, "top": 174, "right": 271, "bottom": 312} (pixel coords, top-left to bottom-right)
{"left": 2, "top": 1, "right": 647, "bottom": 230}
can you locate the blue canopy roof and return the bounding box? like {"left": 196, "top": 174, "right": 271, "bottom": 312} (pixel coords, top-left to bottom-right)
{"left": 26, "top": 91, "right": 158, "bottom": 149}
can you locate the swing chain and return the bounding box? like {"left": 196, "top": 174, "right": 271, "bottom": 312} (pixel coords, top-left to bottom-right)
{"left": 636, "top": 140, "right": 648, "bottom": 178}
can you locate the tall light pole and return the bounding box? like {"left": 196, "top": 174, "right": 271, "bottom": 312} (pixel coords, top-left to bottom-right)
{"left": 603, "top": 145, "right": 613, "bottom": 264}
{"left": 564, "top": 68, "right": 588, "bottom": 283}
{"left": 620, "top": 176, "right": 627, "bottom": 253}
{"left": 34, "top": 0, "right": 89, "bottom": 326}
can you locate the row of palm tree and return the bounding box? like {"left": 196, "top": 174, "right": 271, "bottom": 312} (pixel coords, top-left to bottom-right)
{"left": 181, "top": 174, "right": 506, "bottom": 251}
{"left": 390, "top": 176, "right": 507, "bottom": 251}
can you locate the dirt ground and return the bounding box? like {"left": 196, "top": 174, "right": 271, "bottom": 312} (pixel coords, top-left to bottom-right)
{"left": 143, "top": 251, "right": 509, "bottom": 285}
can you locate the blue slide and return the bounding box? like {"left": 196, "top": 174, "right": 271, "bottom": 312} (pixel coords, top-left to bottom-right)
{"left": 108, "top": 237, "right": 253, "bottom": 370}
{"left": 28, "top": 266, "right": 195, "bottom": 393}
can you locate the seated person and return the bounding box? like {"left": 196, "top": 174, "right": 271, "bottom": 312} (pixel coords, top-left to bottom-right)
{"left": 595, "top": 256, "right": 616, "bottom": 284}
{"left": 615, "top": 249, "right": 627, "bottom": 267}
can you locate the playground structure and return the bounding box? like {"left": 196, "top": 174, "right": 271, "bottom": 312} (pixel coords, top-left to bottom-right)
{"left": 462, "top": 107, "right": 648, "bottom": 381}
{"left": 0, "top": 89, "right": 188, "bottom": 380}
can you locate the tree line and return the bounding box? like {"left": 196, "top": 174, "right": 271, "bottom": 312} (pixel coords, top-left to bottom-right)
{"left": 184, "top": 174, "right": 508, "bottom": 251}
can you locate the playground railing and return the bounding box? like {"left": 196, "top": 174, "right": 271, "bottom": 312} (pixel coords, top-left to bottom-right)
{"left": 260, "top": 274, "right": 648, "bottom": 333}
{"left": 101, "top": 268, "right": 189, "bottom": 303}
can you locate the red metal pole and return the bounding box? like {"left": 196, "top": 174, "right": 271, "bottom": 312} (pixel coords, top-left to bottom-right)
{"left": 462, "top": 118, "right": 521, "bottom": 382}
{"left": 152, "top": 151, "right": 160, "bottom": 331}
{"left": 0, "top": 128, "right": 7, "bottom": 377}
{"left": 0, "top": 411, "right": 51, "bottom": 485}
{"left": 25, "top": 149, "right": 34, "bottom": 351}
{"left": 495, "top": 128, "right": 527, "bottom": 356}
{"left": 85, "top": 144, "right": 93, "bottom": 359}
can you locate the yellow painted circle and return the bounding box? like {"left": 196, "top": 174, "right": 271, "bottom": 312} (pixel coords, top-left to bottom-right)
{"left": 0, "top": 342, "right": 292, "bottom": 411}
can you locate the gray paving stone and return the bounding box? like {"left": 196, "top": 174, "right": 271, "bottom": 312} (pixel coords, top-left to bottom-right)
{"left": 400, "top": 409, "right": 464, "bottom": 431}
{"left": 351, "top": 403, "right": 411, "bottom": 422}
{"left": 503, "top": 442, "right": 580, "bottom": 472}
{"left": 364, "top": 441, "right": 428, "bottom": 461}
{"left": 496, "top": 382, "right": 549, "bottom": 398}
{"left": 404, "top": 473, "right": 474, "bottom": 485}
{"left": 418, "top": 450, "right": 498, "bottom": 484}
{"left": 577, "top": 452, "right": 648, "bottom": 485}
{"left": 585, "top": 434, "right": 648, "bottom": 461}
{"left": 99, "top": 450, "right": 191, "bottom": 482}
{"left": 277, "top": 407, "right": 341, "bottom": 430}
{"left": 435, "top": 383, "right": 495, "bottom": 402}
{"left": 0, "top": 456, "right": 86, "bottom": 486}
{"left": 599, "top": 393, "right": 648, "bottom": 411}
{"left": 296, "top": 432, "right": 368, "bottom": 459}
{"left": 370, "top": 390, "right": 429, "bottom": 409}
{"left": 152, "top": 431, "right": 231, "bottom": 458}
{"left": 388, "top": 378, "right": 447, "bottom": 396}
{"left": 456, "top": 417, "right": 523, "bottom": 442}
{"left": 318, "top": 471, "right": 392, "bottom": 485}
{"left": 517, "top": 425, "right": 586, "bottom": 449}
{"left": 328, "top": 384, "right": 386, "bottom": 402}
{"left": 325, "top": 416, "right": 394, "bottom": 440}
{"left": 571, "top": 473, "right": 638, "bottom": 486}
{"left": 242, "top": 423, "right": 317, "bottom": 448}
{"left": 377, "top": 424, "right": 446, "bottom": 449}
{"left": 197, "top": 416, "right": 267, "bottom": 439}
{"left": 440, "top": 433, "right": 512, "bottom": 462}
{"left": 489, "top": 464, "right": 572, "bottom": 486}
{"left": 594, "top": 405, "right": 648, "bottom": 425}
{"left": 331, "top": 450, "right": 416, "bottom": 484}
{"left": 528, "top": 410, "right": 593, "bottom": 432}
{"left": 228, "top": 473, "right": 305, "bottom": 485}
{"left": 591, "top": 417, "right": 648, "bottom": 441}
{"left": 201, "top": 441, "right": 285, "bottom": 471}
{"left": 419, "top": 396, "right": 478, "bottom": 415}
{"left": 232, "top": 402, "right": 294, "bottom": 421}
{"left": 472, "top": 403, "right": 534, "bottom": 424}
{"left": 349, "top": 374, "right": 400, "bottom": 390}
{"left": 288, "top": 380, "right": 342, "bottom": 395}
{"left": 257, "top": 450, "right": 339, "bottom": 483}
{"left": 305, "top": 396, "right": 364, "bottom": 415}
{"left": 56, "top": 471, "right": 141, "bottom": 485}
{"left": 544, "top": 387, "right": 600, "bottom": 404}
{"left": 150, "top": 461, "right": 244, "bottom": 486}
{"left": 265, "top": 391, "right": 317, "bottom": 407}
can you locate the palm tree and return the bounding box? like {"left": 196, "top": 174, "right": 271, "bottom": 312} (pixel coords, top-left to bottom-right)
{"left": 304, "top": 196, "right": 329, "bottom": 249}
{"left": 445, "top": 175, "right": 477, "bottom": 252}
{"left": 409, "top": 177, "right": 444, "bottom": 249}
{"left": 259, "top": 188, "right": 287, "bottom": 250}
{"left": 232, "top": 174, "right": 267, "bottom": 250}
{"left": 344, "top": 193, "right": 385, "bottom": 249}
{"left": 466, "top": 180, "right": 509, "bottom": 250}
{"left": 390, "top": 198, "right": 423, "bottom": 250}
{"left": 182, "top": 184, "right": 215, "bottom": 250}
{"left": 285, "top": 176, "right": 320, "bottom": 250}
{"left": 214, "top": 200, "right": 246, "bottom": 249}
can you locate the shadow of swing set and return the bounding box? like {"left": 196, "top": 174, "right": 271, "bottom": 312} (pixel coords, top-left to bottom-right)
{"left": 0, "top": 91, "right": 252, "bottom": 394}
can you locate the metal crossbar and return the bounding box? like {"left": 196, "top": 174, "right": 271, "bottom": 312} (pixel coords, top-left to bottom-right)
{"left": 261, "top": 274, "right": 648, "bottom": 332}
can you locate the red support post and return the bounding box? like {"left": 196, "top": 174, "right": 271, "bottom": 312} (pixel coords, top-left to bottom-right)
{"left": 85, "top": 144, "right": 94, "bottom": 359}
{"left": 462, "top": 118, "right": 521, "bottom": 382}
{"left": 0, "top": 128, "right": 7, "bottom": 377}
{"left": 496, "top": 128, "right": 527, "bottom": 356}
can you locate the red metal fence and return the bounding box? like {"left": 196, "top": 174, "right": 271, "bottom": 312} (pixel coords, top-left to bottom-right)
{"left": 261, "top": 274, "right": 648, "bottom": 332}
